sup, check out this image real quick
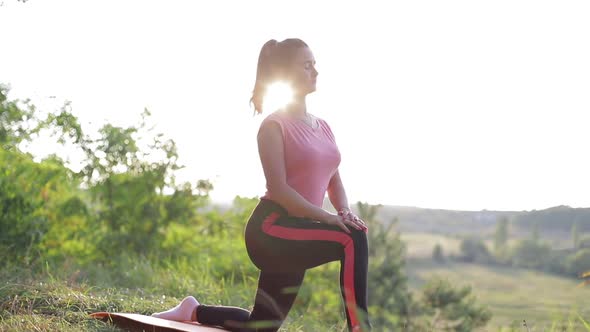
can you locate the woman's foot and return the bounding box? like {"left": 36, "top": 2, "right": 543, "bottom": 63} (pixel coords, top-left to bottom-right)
{"left": 151, "top": 296, "right": 199, "bottom": 321}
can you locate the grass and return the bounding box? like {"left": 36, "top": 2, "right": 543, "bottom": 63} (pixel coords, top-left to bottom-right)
{"left": 0, "top": 261, "right": 346, "bottom": 332}
{"left": 401, "top": 232, "right": 463, "bottom": 258}
{"left": 3, "top": 262, "right": 589, "bottom": 331}
{"left": 2, "top": 232, "right": 590, "bottom": 331}
{"left": 0, "top": 279, "right": 145, "bottom": 331}
{"left": 403, "top": 232, "right": 590, "bottom": 331}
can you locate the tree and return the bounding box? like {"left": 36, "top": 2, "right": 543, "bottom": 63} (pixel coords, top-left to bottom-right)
{"left": 571, "top": 219, "right": 581, "bottom": 249}
{"left": 196, "top": 179, "right": 214, "bottom": 196}
{"left": 493, "top": 217, "right": 509, "bottom": 253}
{"left": 0, "top": 85, "right": 85, "bottom": 266}
{"left": 355, "top": 202, "right": 415, "bottom": 330}
{"left": 433, "top": 243, "right": 445, "bottom": 263}
{"left": 578, "top": 236, "right": 590, "bottom": 249}
{"left": 74, "top": 110, "right": 210, "bottom": 257}
{"left": 0, "top": 84, "right": 42, "bottom": 150}
{"left": 2, "top": 85, "right": 213, "bottom": 262}
{"left": 531, "top": 221, "right": 540, "bottom": 243}
{"left": 459, "top": 238, "right": 492, "bottom": 264}
{"left": 511, "top": 239, "right": 552, "bottom": 270}
{"left": 421, "top": 278, "right": 492, "bottom": 331}
{"left": 565, "top": 249, "right": 590, "bottom": 277}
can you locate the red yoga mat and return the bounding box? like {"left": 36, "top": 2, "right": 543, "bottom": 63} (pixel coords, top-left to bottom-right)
{"left": 90, "top": 312, "right": 230, "bottom": 332}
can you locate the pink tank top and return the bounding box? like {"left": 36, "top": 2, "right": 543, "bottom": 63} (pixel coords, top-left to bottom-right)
{"left": 260, "top": 111, "right": 341, "bottom": 210}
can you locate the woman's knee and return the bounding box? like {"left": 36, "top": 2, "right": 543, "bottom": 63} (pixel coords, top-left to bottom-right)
{"left": 349, "top": 228, "right": 368, "bottom": 244}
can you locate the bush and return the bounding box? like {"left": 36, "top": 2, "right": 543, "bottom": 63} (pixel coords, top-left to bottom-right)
{"left": 510, "top": 239, "right": 552, "bottom": 270}
{"left": 358, "top": 202, "right": 414, "bottom": 330}
{"left": 433, "top": 244, "right": 445, "bottom": 263}
{"left": 565, "top": 249, "right": 590, "bottom": 277}
{"left": 420, "top": 277, "right": 492, "bottom": 332}
{"left": 543, "top": 251, "right": 568, "bottom": 275}
{"left": 578, "top": 236, "right": 590, "bottom": 249}
{"left": 459, "top": 238, "right": 492, "bottom": 264}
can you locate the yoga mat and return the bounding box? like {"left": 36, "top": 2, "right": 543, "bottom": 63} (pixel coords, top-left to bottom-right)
{"left": 90, "top": 312, "right": 230, "bottom": 332}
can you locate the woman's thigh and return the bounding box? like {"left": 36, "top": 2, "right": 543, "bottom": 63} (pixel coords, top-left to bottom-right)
{"left": 246, "top": 203, "right": 361, "bottom": 272}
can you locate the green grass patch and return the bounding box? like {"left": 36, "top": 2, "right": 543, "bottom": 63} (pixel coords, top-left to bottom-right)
{"left": 401, "top": 232, "right": 462, "bottom": 258}
{"left": 0, "top": 261, "right": 345, "bottom": 331}
{"left": 402, "top": 231, "right": 590, "bottom": 331}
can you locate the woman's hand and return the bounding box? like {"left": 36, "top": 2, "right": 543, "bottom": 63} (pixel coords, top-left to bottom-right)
{"left": 338, "top": 209, "right": 368, "bottom": 232}
{"left": 323, "top": 211, "right": 368, "bottom": 233}
{"left": 323, "top": 213, "right": 352, "bottom": 233}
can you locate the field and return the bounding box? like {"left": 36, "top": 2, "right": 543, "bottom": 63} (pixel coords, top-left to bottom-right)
{"left": 402, "top": 232, "right": 590, "bottom": 331}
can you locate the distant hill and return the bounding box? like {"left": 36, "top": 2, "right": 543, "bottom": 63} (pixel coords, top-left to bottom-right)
{"left": 352, "top": 203, "right": 590, "bottom": 237}
{"left": 216, "top": 198, "right": 590, "bottom": 238}
{"left": 512, "top": 205, "right": 590, "bottom": 231}
{"left": 373, "top": 205, "right": 517, "bottom": 235}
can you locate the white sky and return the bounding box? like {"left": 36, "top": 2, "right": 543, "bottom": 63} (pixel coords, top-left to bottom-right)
{"left": 1, "top": 0, "right": 589, "bottom": 211}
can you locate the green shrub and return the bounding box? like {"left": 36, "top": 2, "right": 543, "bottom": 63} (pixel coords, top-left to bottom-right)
{"left": 566, "top": 249, "right": 590, "bottom": 277}
{"left": 433, "top": 243, "right": 445, "bottom": 263}
{"left": 510, "top": 239, "right": 552, "bottom": 270}
{"left": 459, "top": 238, "right": 492, "bottom": 264}
{"left": 421, "top": 277, "right": 492, "bottom": 332}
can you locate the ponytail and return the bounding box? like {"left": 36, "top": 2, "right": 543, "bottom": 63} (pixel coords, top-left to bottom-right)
{"left": 250, "top": 39, "right": 279, "bottom": 114}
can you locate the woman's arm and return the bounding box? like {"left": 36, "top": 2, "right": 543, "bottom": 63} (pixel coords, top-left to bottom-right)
{"left": 257, "top": 120, "right": 334, "bottom": 222}
{"left": 327, "top": 170, "right": 350, "bottom": 213}
{"left": 328, "top": 169, "right": 368, "bottom": 232}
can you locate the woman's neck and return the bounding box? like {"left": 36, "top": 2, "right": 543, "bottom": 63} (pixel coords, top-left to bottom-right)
{"left": 285, "top": 96, "right": 308, "bottom": 118}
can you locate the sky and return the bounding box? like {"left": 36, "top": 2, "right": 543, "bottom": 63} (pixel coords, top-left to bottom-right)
{"left": 1, "top": 0, "right": 589, "bottom": 211}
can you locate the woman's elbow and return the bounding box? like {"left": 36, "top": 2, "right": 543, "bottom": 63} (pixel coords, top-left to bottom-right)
{"left": 267, "top": 183, "right": 291, "bottom": 204}
{"left": 267, "top": 182, "right": 287, "bottom": 197}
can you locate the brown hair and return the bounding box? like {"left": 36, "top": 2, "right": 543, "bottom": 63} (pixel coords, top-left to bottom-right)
{"left": 250, "top": 38, "right": 309, "bottom": 114}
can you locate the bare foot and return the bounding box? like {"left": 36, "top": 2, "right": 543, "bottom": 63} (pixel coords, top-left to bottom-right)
{"left": 151, "top": 296, "right": 199, "bottom": 321}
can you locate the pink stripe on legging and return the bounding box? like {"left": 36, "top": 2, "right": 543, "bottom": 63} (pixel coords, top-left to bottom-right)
{"left": 261, "top": 212, "right": 359, "bottom": 328}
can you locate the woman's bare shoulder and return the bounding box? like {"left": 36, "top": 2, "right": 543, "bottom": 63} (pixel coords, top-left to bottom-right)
{"left": 258, "top": 111, "right": 285, "bottom": 137}
{"left": 260, "top": 111, "right": 285, "bottom": 125}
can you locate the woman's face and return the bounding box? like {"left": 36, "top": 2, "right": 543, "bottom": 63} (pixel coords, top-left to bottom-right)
{"left": 288, "top": 47, "right": 318, "bottom": 96}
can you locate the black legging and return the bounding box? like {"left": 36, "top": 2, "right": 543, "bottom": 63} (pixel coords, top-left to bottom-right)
{"left": 195, "top": 199, "right": 371, "bottom": 332}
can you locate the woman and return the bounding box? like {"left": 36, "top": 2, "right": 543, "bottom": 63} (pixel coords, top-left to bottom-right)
{"left": 152, "top": 38, "right": 371, "bottom": 332}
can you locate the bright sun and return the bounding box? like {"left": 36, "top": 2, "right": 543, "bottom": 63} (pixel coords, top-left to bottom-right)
{"left": 263, "top": 81, "right": 293, "bottom": 111}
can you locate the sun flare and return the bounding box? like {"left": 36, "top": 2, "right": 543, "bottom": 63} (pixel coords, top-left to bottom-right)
{"left": 263, "top": 81, "right": 293, "bottom": 112}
